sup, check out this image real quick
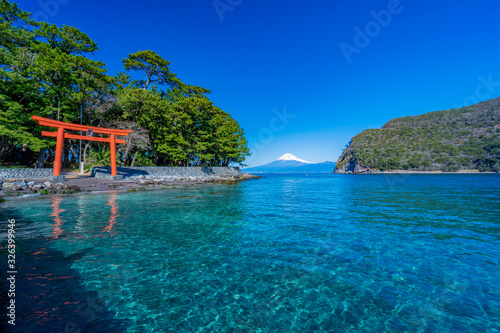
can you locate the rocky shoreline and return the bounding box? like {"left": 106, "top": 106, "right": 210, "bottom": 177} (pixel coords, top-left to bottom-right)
{"left": 0, "top": 172, "right": 260, "bottom": 201}
{"left": 335, "top": 168, "right": 499, "bottom": 174}
{"left": 366, "top": 170, "right": 498, "bottom": 174}
{"left": 334, "top": 152, "right": 499, "bottom": 174}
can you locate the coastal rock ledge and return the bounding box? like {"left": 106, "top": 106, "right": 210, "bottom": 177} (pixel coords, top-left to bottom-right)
{"left": 334, "top": 149, "right": 370, "bottom": 174}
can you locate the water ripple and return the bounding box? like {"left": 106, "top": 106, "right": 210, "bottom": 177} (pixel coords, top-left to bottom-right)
{"left": 2, "top": 175, "right": 500, "bottom": 332}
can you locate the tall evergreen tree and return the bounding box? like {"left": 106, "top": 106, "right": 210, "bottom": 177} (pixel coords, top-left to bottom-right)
{"left": 0, "top": 1, "right": 250, "bottom": 168}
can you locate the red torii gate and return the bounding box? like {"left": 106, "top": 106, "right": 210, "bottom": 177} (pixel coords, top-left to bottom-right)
{"left": 32, "top": 115, "right": 132, "bottom": 179}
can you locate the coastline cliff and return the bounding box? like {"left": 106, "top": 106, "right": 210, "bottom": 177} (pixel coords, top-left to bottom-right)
{"left": 335, "top": 97, "right": 500, "bottom": 173}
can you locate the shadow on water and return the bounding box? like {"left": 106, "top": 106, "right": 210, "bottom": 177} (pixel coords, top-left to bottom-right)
{"left": 0, "top": 185, "right": 247, "bottom": 332}
{"left": 0, "top": 207, "right": 132, "bottom": 333}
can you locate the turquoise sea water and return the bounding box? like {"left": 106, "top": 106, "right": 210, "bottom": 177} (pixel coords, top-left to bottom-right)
{"left": 1, "top": 174, "right": 500, "bottom": 332}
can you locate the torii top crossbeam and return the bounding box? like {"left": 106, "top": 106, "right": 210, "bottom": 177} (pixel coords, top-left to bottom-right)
{"left": 32, "top": 115, "right": 132, "bottom": 178}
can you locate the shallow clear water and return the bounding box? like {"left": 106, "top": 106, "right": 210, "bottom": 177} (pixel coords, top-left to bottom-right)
{"left": 1, "top": 174, "right": 500, "bottom": 332}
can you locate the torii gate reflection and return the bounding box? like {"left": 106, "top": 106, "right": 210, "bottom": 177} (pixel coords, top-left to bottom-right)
{"left": 51, "top": 196, "right": 64, "bottom": 239}
{"left": 104, "top": 193, "right": 119, "bottom": 235}
{"left": 50, "top": 193, "right": 119, "bottom": 237}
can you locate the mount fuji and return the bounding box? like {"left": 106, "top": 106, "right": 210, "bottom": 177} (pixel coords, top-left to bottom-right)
{"left": 243, "top": 153, "right": 336, "bottom": 173}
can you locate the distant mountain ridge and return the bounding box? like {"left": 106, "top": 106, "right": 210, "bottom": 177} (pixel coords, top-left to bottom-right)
{"left": 244, "top": 153, "right": 335, "bottom": 173}
{"left": 335, "top": 97, "right": 500, "bottom": 173}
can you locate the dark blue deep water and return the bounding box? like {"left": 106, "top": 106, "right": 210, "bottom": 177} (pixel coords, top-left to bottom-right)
{"left": 1, "top": 174, "right": 500, "bottom": 332}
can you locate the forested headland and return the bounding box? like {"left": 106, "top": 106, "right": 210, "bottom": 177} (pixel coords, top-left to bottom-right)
{"left": 0, "top": 0, "right": 249, "bottom": 169}
{"left": 335, "top": 97, "right": 500, "bottom": 173}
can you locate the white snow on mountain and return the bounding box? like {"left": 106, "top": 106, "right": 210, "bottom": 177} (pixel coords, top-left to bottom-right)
{"left": 276, "top": 153, "right": 312, "bottom": 164}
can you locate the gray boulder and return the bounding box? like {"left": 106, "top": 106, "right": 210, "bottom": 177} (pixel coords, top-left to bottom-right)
{"left": 32, "top": 184, "right": 43, "bottom": 191}
{"left": 3, "top": 182, "right": 17, "bottom": 190}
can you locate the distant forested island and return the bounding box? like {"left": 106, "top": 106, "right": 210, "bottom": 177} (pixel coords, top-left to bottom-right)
{"left": 335, "top": 97, "right": 500, "bottom": 173}
{"left": 0, "top": 1, "right": 249, "bottom": 169}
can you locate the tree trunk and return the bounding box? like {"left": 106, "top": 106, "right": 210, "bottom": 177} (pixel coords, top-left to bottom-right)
{"left": 69, "top": 141, "right": 77, "bottom": 164}
{"left": 63, "top": 142, "right": 70, "bottom": 166}
{"left": 20, "top": 144, "right": 31, "bottom": 166}
{"left": 121, "top": 142, "right": 132, "bottom": 166}
{"left": 36, "top": 149, "right": 46, "bottom": 168}
{"left": 83, "top": 142, "right": 91, "bottom": 166}
{"left": 130, "top": 150, "right": 138, "bottom": 167}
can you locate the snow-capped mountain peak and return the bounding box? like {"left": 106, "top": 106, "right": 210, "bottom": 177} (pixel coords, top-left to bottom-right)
{"left": 277, "top": 153, "right": 312, "bottom": 164}
{"left": 242, "top": 152, "right": 335, "bottom": 173}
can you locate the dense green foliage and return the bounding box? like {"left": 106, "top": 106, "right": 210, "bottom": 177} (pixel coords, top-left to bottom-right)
{"left": 0, "top": 0, "right": 249, "bottom": 168}
{"left": 336, "top": 97, "right": 500, "bottom": 172}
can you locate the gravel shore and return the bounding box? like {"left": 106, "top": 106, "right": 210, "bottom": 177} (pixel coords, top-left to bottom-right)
{"left": 0, "top": 171, "right": 260, "bottom": 200}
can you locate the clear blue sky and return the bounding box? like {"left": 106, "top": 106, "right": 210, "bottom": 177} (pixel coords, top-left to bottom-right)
{"left": 17, "top": 0, "right": 500, "bottom": 166}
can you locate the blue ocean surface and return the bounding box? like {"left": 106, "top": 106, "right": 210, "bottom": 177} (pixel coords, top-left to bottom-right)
{"left": 1, "top": 174, "right": 500, "bottom": 332}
